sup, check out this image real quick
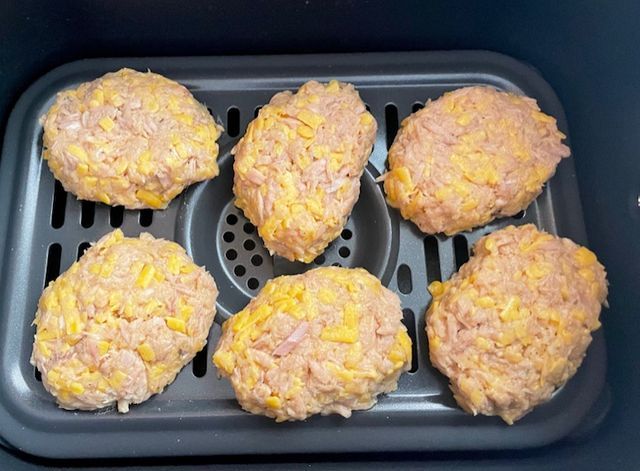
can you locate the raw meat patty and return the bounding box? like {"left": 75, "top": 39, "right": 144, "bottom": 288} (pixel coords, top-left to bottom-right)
{"left": 31, "top": 229, "right": 218, "bottom": 413}
{"left": 384, "top": 86, "right": 570, "bottom": 235}
{"left": 41, "top": 68, "right": 223, "bottom": 209}
{"left": 232, "top": 80, "right": 377, "bottom": 263}
{"left": 213, "top": 267, "right": 411, "bottom": 421}
{"left": 426, "top": 224, "right": 608, "bottom": 423}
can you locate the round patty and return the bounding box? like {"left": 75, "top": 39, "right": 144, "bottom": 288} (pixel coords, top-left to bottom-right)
{"left": 384, "top": 86, "right": 570, "bottom": 235}
{"left": 426, "top": 224, "right": 607, "bottom": 424}
{"left": 41, "top": 68, "right": 223, "bottom": 209}
{"left": 213, "top": 267, "right": 411, "bottom": 421}
{"left": 31, "top": 229, "right": 218, "bottom": 413}
{"left": 232, "top": 80, "right": 377, "bottom": 263}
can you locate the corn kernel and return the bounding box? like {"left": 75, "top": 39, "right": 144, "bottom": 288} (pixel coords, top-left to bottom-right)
{"left": 67, "top": 144, "right": 88, "bottom": 161}
{"left": 98, "top": 116, "right": 115, "bottom": 132}
{"left": 320, "top": 326, "right": 358, "bottom": 343}
{"left": 166, "top": 316, "right": 186, "bottom": 334}
{"left": 476, "top": 296, "right": 495, "bottom": 308}
{"left": 97, "top": 340, "right": 110, "bottom": 355}
{"left": 575, "top": 247, "right": 597, "bottom": 267}
{"left": 137, "top": 342, "right": 156, "bottom": 362}
{"left": 456, "top": 113, "right": 472, "bottom": 126}
{"left": 212, "top": 350, "right": 235, "bottom": 374}
{"left": 360, "top": 113, "right": 374, "bottom": 125}
{"left": 428, "top": 281, "right": 445, "bottom": 297}
{"left": 297, "top": 109, "right": 324, "bottom": 128}
{"left": 136, "top": 264, "right": 156, "bottom": 288}
{"left": 69, "top": 382, "right": 85, "bottom": 395}
{"left": 109, "top": 370, "right": 128, "bottom": 388}
{"left": 326, "top": 80, "right": 340, "bottom": 93}
{"left": 136, "top": 189, "right": 164, "bottom": 208}
{"left": 297, "top": 124, "right": 314, "bottom": 139}
{"left": 265, "top": 396, "right": 282, "bottom": 409}
{"left": 76, "top": 163, "right": 89, "bottom": 176}
{"left": 97, "top": 192, "right": 111, "bottom": 205}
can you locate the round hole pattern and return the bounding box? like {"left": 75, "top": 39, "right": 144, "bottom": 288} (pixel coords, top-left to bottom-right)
{"left": 341, "top": 229, "right": 352, "bottom": 240}
{"left": 226, "top": 214, "right": 238, "bottom": 225}
{"left": 338, "top": 247, "right": 351, "bottom": 258}
{"left": 247, "top": 278, "right": 259, "bottom": 290}
{"left": 251, "top": 254, "right": 263, "bottom": 266}
{"left": 225, "top": 249, "right": 237, "bottom": 261}
{"left": 243, "top": 222, "right": 255, "bottom": 234}
{"left": 243, "top": 239, "right": 256, "bottom": 251}
{"left": 223, "top": 232, "right": 235, "bottom": 243}
{"left": 234, "top": 265, "right": 246, "bottom": 277}
{"left": 314, "top": 255, "right": 326, "bottom": 265}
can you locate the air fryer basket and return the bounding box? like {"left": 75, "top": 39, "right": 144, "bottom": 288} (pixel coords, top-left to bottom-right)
{"left": 0, "top": 52, "right": 606, "bottom": 458}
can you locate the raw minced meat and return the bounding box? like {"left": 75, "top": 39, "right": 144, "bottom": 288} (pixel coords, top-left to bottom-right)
{"left": 31, "top": 229, "right": 218, "bottom": 413}
{"left": 232, "top": 80, "right": 377, "bottom": 263}
{"left": 426, "top": 224, "right": 608, "bottom": 424}
{"left": 41, "top": 68, "right": 223, "bottom": 209}
{"left": 383, "top": 86, "right": 570, "bottom": 235}
{"left": 213, "top": 267, "right": 411, "bottom": 421}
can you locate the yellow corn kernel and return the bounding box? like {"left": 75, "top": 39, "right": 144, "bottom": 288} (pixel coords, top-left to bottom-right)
{"left": 484, "top": 237, "right": 497, "bottom": 254}
{"left": 397, "top": 331, "right": 412, "bottom": 359}
{"left": 46, "top": 369, "right": 61, "bottom": 384}
{"left": 136, "top": 264, "right": 156, "bottom": 288}
{"left": 175, "top": 113, "right": 194, "bottom": 125}
{"left": 136, "top": 189, "right": 164, "bottom": 208}
{"left": 76, "top": 163, "right": 89, "bottom": 176}
{"left": 428, "top": 281, "right": 445, "bottom": 297}
{"left": 37, "top": 341, "right": 51, "bottom": 357}
{"left": 265, "top": 396, "right": 282, "bottom": 409}
{"left": 297, "top": 124, "right": 314, "bottom": 139}
{"left": 167, "top": 253, "right": 182, "bottom": 275}
{"left": 360, "top": 113, "right": 374, "bottom": 125}
{"left": 69, "top": 382, "right": 85, "bottom": 395}
{"left": 137, "top": 343, "right": 156, "bottom": 362}
{"left": 109, "top": 370, "right": 128, "bottom": 388}
{"left": 179, "top": 303, "right": 194, "bottom": 320}
{"left": 67, "top": 144, "right": 88, "bottom": 161}
{"left": 165, "top": 316, "right": 186, "bottom": 334}
{"left": 317, "top": 288, "right": 336, "bottom": 304}
{"left": 84, "top": 176, "right": 98, "bottom": 187}
{"left": 297, "top": 109, "right": 324, "bottom": 128}
{"left": 475, "top": 337, "right": 492, "bottom": 350}
{"left": 320, "top": 326, "right": 358, "bottom": 343}
{"left": 499, "top": 296, "right": 521, "bottom": 322}
{"left": 575, "top": 247, "right": 597, "bottom": 267}
{"left": 476, "top": 296, "right": 495, "bottom": 308}
{"left": 525, "top": 263, "right": 550, "bottom": 279}
{"left": 456, "top": 113, "right": 472, "bottom": 126}
{"left": 97, "top": 340, "right": 110, "bottom": 355}
{"left": 36, "top": 329, "right": 57, "bottom": 341}
{"left": 326, "top": 80, "right": 340, "bottom": 93}
{"left": 579, "top": 267, "right": 596, "bottom": 281}
{"left": 98, "top": 116, "right": 115, "bottom": 132}
{"left": 96, "top": 192, "right": 111, "bottom": 205}
{"left": 212, "top": 350, "right": 236, "bottom": 374}
{"left": 532, "top": 111, "right": 555, "bottom": 123}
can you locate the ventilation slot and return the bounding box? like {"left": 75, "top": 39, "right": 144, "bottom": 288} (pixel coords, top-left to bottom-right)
{"left": 227, "top": 107, "right": 240, "bottom": 137}
{"left": 192, "top": 348, "right": 207, "bottom": 378}
{"left": 513, "top": 209, "right": 526, "bottom": 220}
{"left": 453, "top": 235, "right": 469, "bottom": 270}
{"left": 254, "top": 106, "right": 262, "bottom": 118}
{"left": 44, "top": 243, "right": 62, "bottom": 287}
{"left": 110, "top": 206, "right": 124, "bottom": 228}
{"left": 51, "top": 181, "right": 67, "bottom": 228}
{"left": 385, "top": 104, "right": 399, "bottom": 150}
{"left": 77, "top": 242, "right": 91, "bottom": 261}
{"left": 397, "top": 264, "right": 413, "bottom": 294}
{"left": 402, "top": 309, "right": 419, "bottom": 373}
{"left": 81, "top": 201, "right": 95, "bottom": 228}
{"left": 314, "top": 254, "right": 325, "bottom": 265}
{"left": 424, "top": 236, "right": 442, "bottom": 284}
{"left": 412, "top": 102, "right": 424, "bottom": 113}
{"left": 139, "top": 209, "right": 153, "bottom": 227}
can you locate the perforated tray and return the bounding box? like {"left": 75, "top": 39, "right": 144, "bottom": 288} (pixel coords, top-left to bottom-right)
{"left": 0, "top": 52, "right": 607, "bottom": 458}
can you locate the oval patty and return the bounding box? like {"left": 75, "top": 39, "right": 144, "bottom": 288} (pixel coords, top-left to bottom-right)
{"left": 232, "top": 80, "right": 377, "bottom": 263}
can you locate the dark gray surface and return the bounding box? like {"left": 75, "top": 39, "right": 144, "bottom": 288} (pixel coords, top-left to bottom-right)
{"left": 0, "top": 52, "right": 606, "bottom": 459}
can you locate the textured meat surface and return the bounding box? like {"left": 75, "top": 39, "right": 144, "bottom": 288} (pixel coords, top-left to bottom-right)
{"left": 31, "top": 230, "right": 218, "bottom": 413}
{"left": 232, "top": 80, "right": 377, "bottom": 263}
{"left": 426, "top": 224, "right": 608, "bottom": 424}
{"left": 41, "top": 68, "right": 223, "bottom": 209}
{"left": 213, "top": 267, "right": 411, "bottom": 421}
{"left": 384, "top": 86, "right": 570, "bottom": 235}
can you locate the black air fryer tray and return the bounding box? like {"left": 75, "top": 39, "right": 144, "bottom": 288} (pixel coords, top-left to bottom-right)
{"left": 0, "top": 52, "right": 606, "bottom": 458}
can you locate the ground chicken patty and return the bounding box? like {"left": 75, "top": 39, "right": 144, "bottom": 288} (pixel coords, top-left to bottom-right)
{"left": 41, "top": 68, "right": 223, "bottom": 209}
{"left": 31, "top": 229, "right": 218, "bottom": 413}
{"left": 213, "top": 267, "right": 411, "bottom": 421}
{"left": 384, "top": 86, "right": 570, "bottom": 235}
{"left": 232, "top": 80, "right": 377, "bottom": 263}
{"left": 426, "top": 224, "right": 607, "bottom": 424}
